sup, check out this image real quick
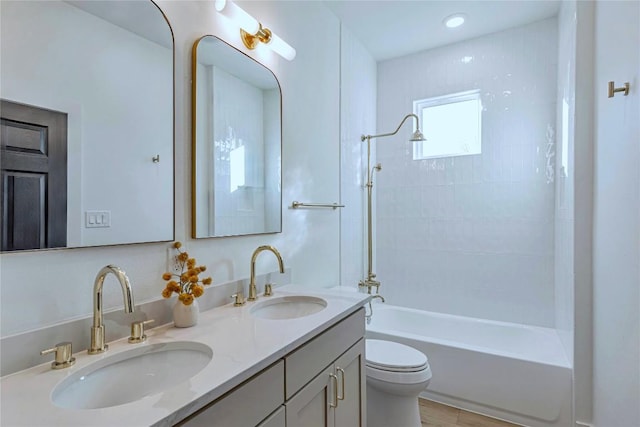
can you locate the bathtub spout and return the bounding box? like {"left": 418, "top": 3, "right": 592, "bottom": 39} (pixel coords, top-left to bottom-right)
{"left": 371, "top": 294, "right": 385, "bottom": 303}
{"left": 365, "top": 294, "right": 385, "bottom": 323}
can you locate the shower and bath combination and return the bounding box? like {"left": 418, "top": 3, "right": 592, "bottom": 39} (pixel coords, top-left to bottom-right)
{"left": 359, "top": 113, "right": 426, "bottom": 300}
{"left": 359, "top": 115, "right": 433, "bottom": 427}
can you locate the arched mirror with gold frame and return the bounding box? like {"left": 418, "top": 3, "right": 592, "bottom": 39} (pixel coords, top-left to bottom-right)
{"left": 0, "top": 0, "right": 174, "bottom": 252}
{"left": 192, "top": 35, "right": 282, "bottom": 238}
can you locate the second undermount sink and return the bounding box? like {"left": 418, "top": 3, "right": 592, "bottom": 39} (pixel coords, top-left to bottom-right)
{"left": 250, "top": 295, "right": 328, "bottom": 320}
{"left": 52, "top": 341, "right": 212, "bottom": 410}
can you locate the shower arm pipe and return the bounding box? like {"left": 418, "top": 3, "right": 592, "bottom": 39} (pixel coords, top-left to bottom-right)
{"left": 361, "top": 113, "right": 421, "bottom": 144}
{"left": 359, "top": 113, "right": 422, "bottom": 289}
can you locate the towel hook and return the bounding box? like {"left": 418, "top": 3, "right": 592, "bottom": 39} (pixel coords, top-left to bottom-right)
{"left": 608, "top": 81, "right": 630, "bottom": 98}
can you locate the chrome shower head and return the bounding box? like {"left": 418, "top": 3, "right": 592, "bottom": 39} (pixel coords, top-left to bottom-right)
{"left": 410, "top": 129, "right": 426, "bottom": 142}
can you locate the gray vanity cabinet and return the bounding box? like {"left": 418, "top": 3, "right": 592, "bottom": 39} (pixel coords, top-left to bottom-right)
{"left": 285, "top": 339, "right": 365, "bottom": 427}
{"left": 334, "top": 340, "right": 366, "bottom": 426}
{"left": 176, "top": 308, "right": 365, "bottom": 427}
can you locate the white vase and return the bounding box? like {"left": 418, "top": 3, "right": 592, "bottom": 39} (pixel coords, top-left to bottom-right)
{"left": 173, "top": 298, "right": 199, "bottom": 328}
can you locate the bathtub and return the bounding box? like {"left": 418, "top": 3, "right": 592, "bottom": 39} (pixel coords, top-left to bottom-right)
{"left": 365, "top": 305, "right": 572, "bottom": 427}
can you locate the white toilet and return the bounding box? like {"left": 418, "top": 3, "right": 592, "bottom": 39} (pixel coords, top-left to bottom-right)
{"left": 365, "top": 339, "right": 432, "bottom": 427}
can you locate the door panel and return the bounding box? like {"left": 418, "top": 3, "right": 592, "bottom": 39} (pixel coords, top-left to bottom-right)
{"left": 0, "top": 100, "right": 67, "bottom": 250}
{"left": 1, "top": 172, "right": 45, "bottom": 249}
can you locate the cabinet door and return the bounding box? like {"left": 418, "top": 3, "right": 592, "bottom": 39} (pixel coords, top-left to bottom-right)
{"left": 334, "top": 339, "right": 365, "bottom": 427}
{"left": 286, "top": 366, "right": 336, "bottom": 427}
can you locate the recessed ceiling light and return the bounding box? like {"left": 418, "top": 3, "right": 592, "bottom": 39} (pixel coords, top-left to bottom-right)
{"left": 444, "top": 13, "right": 466, "bottom": 29}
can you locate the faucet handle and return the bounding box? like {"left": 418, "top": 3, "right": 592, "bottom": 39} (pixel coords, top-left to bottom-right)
{"left": 263, "top": 283, "right": 274, "bottom": 297}
{"left": 41, "top": 342, "right": 76, "bottom": 369}
{"left": 231, "top": 292, "right": 246, "bottom": 306}
{"left": 128, "top": 319, "right": 154, "bottom": 343}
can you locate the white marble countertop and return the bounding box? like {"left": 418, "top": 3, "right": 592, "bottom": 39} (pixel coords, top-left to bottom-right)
{"left": 0, "top": 286, "right": 370, "bottom": 426}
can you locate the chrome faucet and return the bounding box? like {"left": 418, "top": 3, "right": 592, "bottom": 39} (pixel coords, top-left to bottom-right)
{"left": 88, "top": 265, "right": 135, "bottom": 354}
{"left": 248, "top": 245, "right": 285, "bottom": 301}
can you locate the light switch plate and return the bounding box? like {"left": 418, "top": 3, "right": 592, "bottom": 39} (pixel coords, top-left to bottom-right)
{"left": 85, "top": 210, "right": 111, "bottom": 228}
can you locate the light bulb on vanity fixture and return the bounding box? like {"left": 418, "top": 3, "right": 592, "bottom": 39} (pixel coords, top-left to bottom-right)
{"left": 214, "top": 0, "right": 296, "bottom": 61}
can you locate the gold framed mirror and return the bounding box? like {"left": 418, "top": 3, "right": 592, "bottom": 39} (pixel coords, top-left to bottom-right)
{"left": 0, "top": 0, "right": 175, "bottom": 252}
{"left": 192, "top": 35, "right": 282, "bottom": 238}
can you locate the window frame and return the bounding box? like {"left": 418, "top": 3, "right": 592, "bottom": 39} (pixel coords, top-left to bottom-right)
{"left": 412, "top": 89, "right": 482, "bottom": 160}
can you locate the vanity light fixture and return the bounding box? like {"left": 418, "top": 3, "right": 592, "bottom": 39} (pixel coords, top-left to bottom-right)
{"left": 214, "top": 0, "right": 296, "bottom": 61}
{"left": 444, "top": 13, "right": 466, "bottom": 29}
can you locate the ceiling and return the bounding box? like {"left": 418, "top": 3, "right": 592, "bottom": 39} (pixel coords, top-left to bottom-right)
{"left": 324, "top": 0, "right": 561, "bottom": 61}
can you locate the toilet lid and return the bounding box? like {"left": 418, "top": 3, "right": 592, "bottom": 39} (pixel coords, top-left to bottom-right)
{"left": 365, "top": 339, "right": 428, "bottom": 372}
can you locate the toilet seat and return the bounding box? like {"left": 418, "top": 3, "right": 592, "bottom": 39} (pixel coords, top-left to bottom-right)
{"left": 365, "top": 339, "right": 432, "bottom": 384}
{"left": 366, "top": 339, "right": 428, "bottom": 371}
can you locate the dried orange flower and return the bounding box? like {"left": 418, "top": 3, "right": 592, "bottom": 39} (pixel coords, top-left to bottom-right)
{"left": 167, "top": 281, "right": 180, "bottom": 292}
{"left": 162, "top": 242, "right": 212, "bottom": 305}
{"left": 191, "top": 285, "right": 204, "bottom": 297}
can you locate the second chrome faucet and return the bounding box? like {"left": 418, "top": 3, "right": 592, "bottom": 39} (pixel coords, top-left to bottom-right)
{"left": 248, "top": 245, "right": 285, "bottom": 301}
{"left": 89, "top": 265, "right": 135, "bottom": 354}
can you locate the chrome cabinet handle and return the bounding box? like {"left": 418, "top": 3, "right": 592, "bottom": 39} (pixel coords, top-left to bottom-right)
{"left": 329, "top": 373, "right": 339, "bottom": 408}
{"left": 336, "top": 367, "right": 345, "bottom": 401}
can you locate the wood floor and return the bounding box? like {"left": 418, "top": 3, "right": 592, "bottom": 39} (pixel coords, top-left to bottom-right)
{"left": 420, "top": 399, "right": 519, "bottom": 427}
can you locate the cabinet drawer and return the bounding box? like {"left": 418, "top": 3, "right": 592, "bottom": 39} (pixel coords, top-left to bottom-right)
{"left": 178, "top": 360, "right": 284, "bottom": 427}
{"left": 285, "top": 308, "right": 364, "bottom": 399}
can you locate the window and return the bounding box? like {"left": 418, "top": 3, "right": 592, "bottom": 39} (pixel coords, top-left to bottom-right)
{"left": 229, "top": 145, "right": 245, "bottom": 192}
{"left": 413, "top": 90, "right": 482, "bottom": 160}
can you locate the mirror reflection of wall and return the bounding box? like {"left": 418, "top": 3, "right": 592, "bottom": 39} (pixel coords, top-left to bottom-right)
{"left": 192, "top": 36, "right": 282, "bottom": 238}
{"left": 0, "top": 0, "right": 174, "bottom": 251}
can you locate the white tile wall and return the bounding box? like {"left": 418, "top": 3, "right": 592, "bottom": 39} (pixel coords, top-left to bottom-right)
{"left": 376, "top": 19, "right": 559, "bottom": 327}
{"left": 339, "top": 25, "right": 377, "bottom": 288}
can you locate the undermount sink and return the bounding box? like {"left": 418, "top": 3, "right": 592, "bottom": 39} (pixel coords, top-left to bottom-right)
{"left": 52, "top": 341, "right": 212, "bottom": 409}
{"left": 250, "top": 295, "right": 327, "bottom": 320}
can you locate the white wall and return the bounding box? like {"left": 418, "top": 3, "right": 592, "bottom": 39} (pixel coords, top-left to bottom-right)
{"left": 592, "top": 1, "right": 640, "bottom": 425}
{"left": 0, "top": 1, "right": 173, "bottom": 247}
{"left": 376, "top": 19, "right": 558, "bottom": 327}
{"left": 339, "top": 26, "right": 377, "bottom": 288}
{"left": 0, "top": 0, "right": 342, "bottom": 336}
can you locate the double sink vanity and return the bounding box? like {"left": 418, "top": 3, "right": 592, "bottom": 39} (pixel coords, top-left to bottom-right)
{"left": 1, "top": 286, "right": 370, "bottom": 426}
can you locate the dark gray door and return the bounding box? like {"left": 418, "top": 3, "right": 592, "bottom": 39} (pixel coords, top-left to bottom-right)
{"left": 1, "top": 100, "right": 67, "bottom": 250}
